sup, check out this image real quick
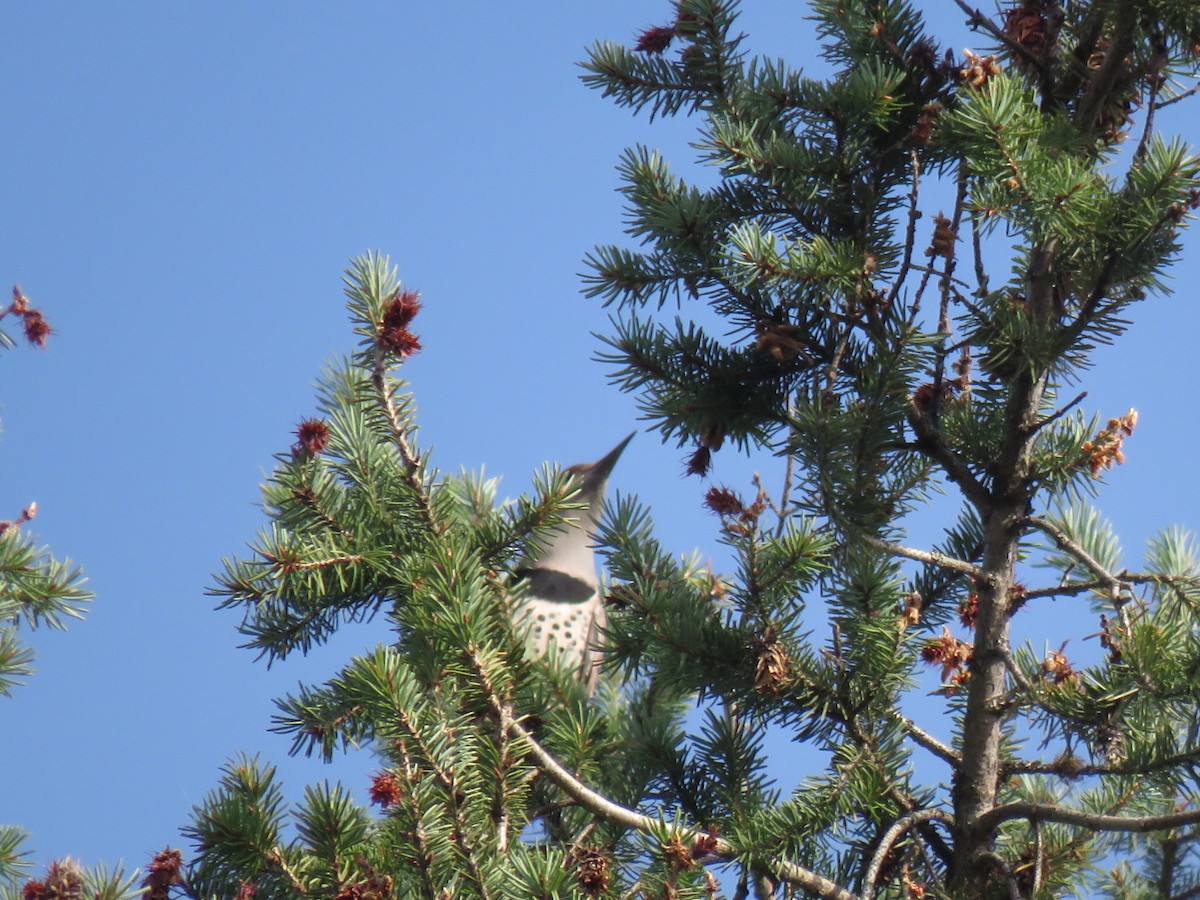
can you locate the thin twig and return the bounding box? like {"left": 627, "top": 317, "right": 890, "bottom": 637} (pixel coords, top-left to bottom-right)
{"left": 825, "top": 319, "right": 854, "bottom": 397}
{"left": 1133, "top": 59, "right": 1165, "bottom": 165}
{"left": 971, "top": 211, "right": 989, "bottom": 298}
{"left": 902, "top": 263, "right": 976, "bottom": 294}
{"left": 887, "top": 150, "right": 923, "bottom": 310}
{"left": 775, "top": 398, "right": 798, "bottom": 538}
{"left": 1028, "top": 390, "right": 1087, "bottom": 438}
{"left": 1159, "top": 82, "right": 1200, "bottom": 109}
{"left": 1001, "top": 646, "right": 1034, "bottom": 694}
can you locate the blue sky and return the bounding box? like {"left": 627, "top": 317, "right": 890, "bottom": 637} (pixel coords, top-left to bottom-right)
{"left": 3, "top": 0, "right": 1198, "bottom": 880}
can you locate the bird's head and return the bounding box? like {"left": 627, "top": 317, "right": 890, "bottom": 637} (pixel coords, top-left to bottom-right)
{"left": 522, "top": 433, "right": 634, "bottom": 577}
{"left": 567, "top": 431, "right": 635, "bottom": 517}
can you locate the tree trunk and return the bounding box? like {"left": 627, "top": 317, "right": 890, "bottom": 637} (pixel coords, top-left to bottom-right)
{"left": 950, "top": 240, "right": 1055, "bottom": 892}
{"left": 950, "top": 504, "right": 1022, "bottom": 894}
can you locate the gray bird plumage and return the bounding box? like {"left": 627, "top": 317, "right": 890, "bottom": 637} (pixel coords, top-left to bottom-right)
{"left": 515, "top": 433, "right": 633, "bottom": 692}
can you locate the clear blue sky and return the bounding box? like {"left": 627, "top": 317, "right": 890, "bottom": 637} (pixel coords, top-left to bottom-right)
{"left": 3, "top": 1, "right": 1198, "bottom": 878}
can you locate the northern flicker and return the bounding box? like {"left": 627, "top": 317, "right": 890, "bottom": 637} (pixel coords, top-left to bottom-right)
{"left": 514, "top": 433, "right": 633, "bottom": 692}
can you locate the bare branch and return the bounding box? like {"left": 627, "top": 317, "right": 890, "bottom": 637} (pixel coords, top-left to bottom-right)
{"left": 861, "top": 808, "right": 954, "bottom": 900}
{"left": 1022, "top": 514, "right": 1119, "bottom": 583}
{"left": 1021, "top": 571, "right": 1162, "bottom": 603}
{"left": 1023, "top": 514, "right": 1132, "bottom": 630}
{"left": 885, "top": 710, "right": 961, "bottom": 768}
{"left": 1133, "top": 55, "right": 1166, "bottom": 165}
{"left": 1003, "top": 744, "right": 1200, "bottom": 779}
{"left": 905, "top": 411, "right": 993, "bottom": 511}
{"left": 970, "top": 211, "right": 989, "bottom": 297}
{"left": 979, "top": 801, "right": 1200, "bottom": 834}
{"left": 862, "top": 534, "right": 990, "bottom": 581}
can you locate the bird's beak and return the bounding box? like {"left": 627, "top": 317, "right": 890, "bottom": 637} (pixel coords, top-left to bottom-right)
{"left": 595, "top": 431, "right": 635, "bottom": 477}
{"left": 579, "top": 431, "right": 635, "bottom": 487}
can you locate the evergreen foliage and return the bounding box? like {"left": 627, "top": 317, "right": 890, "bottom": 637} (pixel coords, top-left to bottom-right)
{"left": 177, "top": 2, "right": 1200, "bottom": 898}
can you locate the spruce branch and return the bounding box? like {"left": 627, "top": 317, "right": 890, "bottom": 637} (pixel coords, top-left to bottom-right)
{"left": 370, "top": 345, "right": 438, "bottom": 533}
{"left": 262, "top": 552, "right": 365, "bottom": 572}
{"left": 841, "top": 713, "right": 958, "bottom": 869}
{"left": 494, "top": 698, "right": 512, "bottom": 855}
{"left": 389, "top": 699, "right": 494, "bottom": 900}
{"left": 264, "top": 846, "right": 309, "bottom": 897}
{"left": 394, "top": 739, "right": 441, "bottom": 900}
{"left": 288, "top": 476, "right": 354, "bottom": 538}
{"left": 505, "top": 711, "right": 855, "bottom": 899}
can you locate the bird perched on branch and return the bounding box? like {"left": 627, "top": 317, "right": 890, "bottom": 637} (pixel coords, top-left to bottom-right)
{"left": 515, "top": 433, "right": 633, "bottom": 693}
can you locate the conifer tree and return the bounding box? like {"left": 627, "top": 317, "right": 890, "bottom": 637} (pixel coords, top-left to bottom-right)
{"left": 187, "top": 1, "right": 1200, "bottom": 897}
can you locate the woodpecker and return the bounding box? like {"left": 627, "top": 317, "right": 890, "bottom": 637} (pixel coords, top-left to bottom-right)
{"left": 514, "top": 433, "right": 633, "bottom": 692}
